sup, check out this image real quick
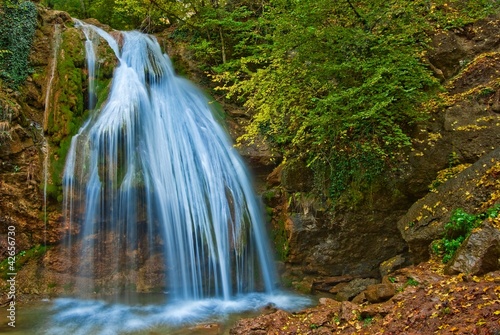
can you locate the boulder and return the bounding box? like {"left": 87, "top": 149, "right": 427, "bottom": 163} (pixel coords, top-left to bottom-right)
{"left": 397, "top": 148, "right": 500, "bottom": 263}
{"left": 379, "top": 254, "right": 407, "bottom": 277}
{"left": 329, "top": 278, "right": 379, "bottom": 302}
{"left": 445, "top": 220, "right": 500, "bottom": 275}
{"left": 364, "top": 283, "right": 396, "bottom": 303}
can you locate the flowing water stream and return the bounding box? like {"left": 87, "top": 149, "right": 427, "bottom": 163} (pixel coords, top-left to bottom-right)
{"left": 42, "top": 21, "right": 310, "bottom": 334}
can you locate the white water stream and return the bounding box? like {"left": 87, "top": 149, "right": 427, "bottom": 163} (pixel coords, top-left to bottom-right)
{"left": 45, "top": 21, "right": 310, "bottom": 334}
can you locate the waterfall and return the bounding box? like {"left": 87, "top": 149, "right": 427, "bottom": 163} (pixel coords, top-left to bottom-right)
{"left": 64, "top": 21, "right": 277, "bottom": 300}
{"left": 48, "top": 22, "right": 309, "bottom": 334}
{"left": 42, "top": 24, "right": 61, "bottom": 246}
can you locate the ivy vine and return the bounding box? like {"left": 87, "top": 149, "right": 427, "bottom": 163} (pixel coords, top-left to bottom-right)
{"left": 0, "top": 0, "right": 38, "bottom": 89}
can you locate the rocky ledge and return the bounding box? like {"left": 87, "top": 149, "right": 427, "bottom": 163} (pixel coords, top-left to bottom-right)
{"left": 230, "top": 261, "right": 500, "bottom": 335}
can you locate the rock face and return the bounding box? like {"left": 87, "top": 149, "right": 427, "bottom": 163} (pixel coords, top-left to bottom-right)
{"left": 0, "top": 7, "right": 120, "bottom": 295}
{"left": 0, "top": 8, "right": 74, "bottom": 259}
{"left": 270, "top": 13, "right": 500, "bottom": 285}
{"left": 397, "top": 149, "right": 500, "bottom": 263}
{"left": 363, "top": 283, "right": 395, "bottom": 303}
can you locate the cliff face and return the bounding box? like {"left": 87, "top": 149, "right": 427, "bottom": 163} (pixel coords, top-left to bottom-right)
{"left": 265, "top": 13, "right": 500, "bottom": 288}
{"left": 0, "top": 6, "right": 499, "bottom": 298}
{"left": 0, "top": 8, "right": 74, "bottom": 256}
{"left": 0, "top": 7, "right": 118, "bottom": 295}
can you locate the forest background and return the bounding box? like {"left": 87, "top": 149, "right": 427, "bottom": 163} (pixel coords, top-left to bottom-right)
{"left": 3, "top": 0, "right": 499, "bottom": 203}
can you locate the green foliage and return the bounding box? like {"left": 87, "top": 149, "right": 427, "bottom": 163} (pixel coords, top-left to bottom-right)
{"left": 37, "top": 0, "right": 497, "bottom": 205}
{"left": 363, "top": 317, "right": 373, "bottom": 326}
{"left": 433, "top": 204, "right": 500, "bottom": 263}
{"left": 215, "top": 0, "right": 447, "bottom": 201}
{"left": 434, "top": 207, "right": 479, "bottom": 263}
{"left": 396, "top": 276, "right": 420, "bottom": 292}
{"left": 44, "top": 0, "right": 169, "bottom": 31}
{"left": 0, "top": 0, "right": 37, "bottom": 89}
{"left": 44, "top": 0, "right": 83, "bottom": 17}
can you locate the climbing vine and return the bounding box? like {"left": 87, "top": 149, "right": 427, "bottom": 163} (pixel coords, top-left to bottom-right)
{"left": 0, "top": 0, "right": 37, "bottom": 89}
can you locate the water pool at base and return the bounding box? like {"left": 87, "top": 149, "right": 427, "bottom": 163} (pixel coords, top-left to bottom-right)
{"left": 0, "top": 292, "right": 311, "bottom": 334}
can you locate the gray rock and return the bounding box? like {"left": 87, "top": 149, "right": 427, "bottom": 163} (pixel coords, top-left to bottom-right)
{"left": 329, "top": 278, "right": 379, "bottom": 301}
{"left": 445, "top": 221, "right": 500, "bottom": 275}
{"left": 397, "top": 148, "right": 500, "bottom": 263}
{"left": 379, "top": 254, "right": 406, "bottom": 277}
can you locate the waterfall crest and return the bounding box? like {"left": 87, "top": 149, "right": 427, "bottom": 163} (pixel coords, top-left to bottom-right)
{"left": 63, "top": 21, "right": 276, "bottom": 301}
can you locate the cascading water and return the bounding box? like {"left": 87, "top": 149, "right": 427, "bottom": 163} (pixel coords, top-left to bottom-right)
{"left": 47, "top": 21, "right": 309, "bottom": 334}
{"left": 42, "top": 24, "right": 61, "bottom": 246}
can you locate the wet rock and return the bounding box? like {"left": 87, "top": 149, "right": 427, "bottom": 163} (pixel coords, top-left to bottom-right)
{"left": 266, "top": 164, "right": 283, "bottom": 187}
{"left": 445, "top": 221, "right": 500, "bottom": 275}
{"left": 318, "top": 297, "right": 341, "bottom": 308}
{"left": 359, "top": 301, "right": 394, "bottom": 319}
{"left": 285, "top": 190, "right": 408, "bottom": 278}
{"left": 187, "top": 323, "right": 221, "bottom": 335}
{"left": 291, "top": 276, "right": 315, "bottom": 294}
{"left": 428, "top": 30, "right": 468, "bottom": 79}
{"left": 307, "top": 308, "right": 337, "bottom": 328}
{"left": 428, "top": 14, "right": 500, "bottom": 80}
{"left": 351, "top": 291, "right": 366, "bottom": 304}
{"left": 281, "top": 160, "right": 314, "bottom": 192}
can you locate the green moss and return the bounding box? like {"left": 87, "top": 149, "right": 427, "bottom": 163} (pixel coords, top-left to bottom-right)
{"left": 272, "top": 218, "right": 289, "bottom": 261}
{"left": 0, "top": 245, "right": 49, "bottom": 279}
{"left": 94, "top": 77, "right": 112, "bottom": 111}
{"left": 44, "top": 28, "right": 86, "bottom": 202}
{"left": 45, "top": 27, "right": 115, "bottom": 202}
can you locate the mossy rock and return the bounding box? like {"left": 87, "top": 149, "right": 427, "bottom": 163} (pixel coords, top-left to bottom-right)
{"left": 45, "top": 26, "right": 116, "bottom": 203}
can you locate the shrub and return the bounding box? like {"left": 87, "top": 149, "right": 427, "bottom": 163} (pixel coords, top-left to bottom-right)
{"left": 433, "top": 204, "right": 500, "bottom": 263}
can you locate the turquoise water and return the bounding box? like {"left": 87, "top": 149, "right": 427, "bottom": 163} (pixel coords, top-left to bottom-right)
{"left": 0, "top": 292, "right": 311, "bottom": 334}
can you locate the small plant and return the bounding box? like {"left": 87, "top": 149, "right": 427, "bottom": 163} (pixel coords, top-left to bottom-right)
{"left": 433, "top": 205, "right": 500, "bottom": 263}
{"left": 357, "top": 314, "right": 373, "bottom": 327}
{"left": 406, "top": 277, "right": 419, "bottom": 287}
{"left": 433, "top": 208, "right": 480, "bottom": 263}
{"left": 448, "top": 151, "right": 460, "bottom": 167}
{"left": 388, "top": 276, "right": 397, "bottom": 283}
